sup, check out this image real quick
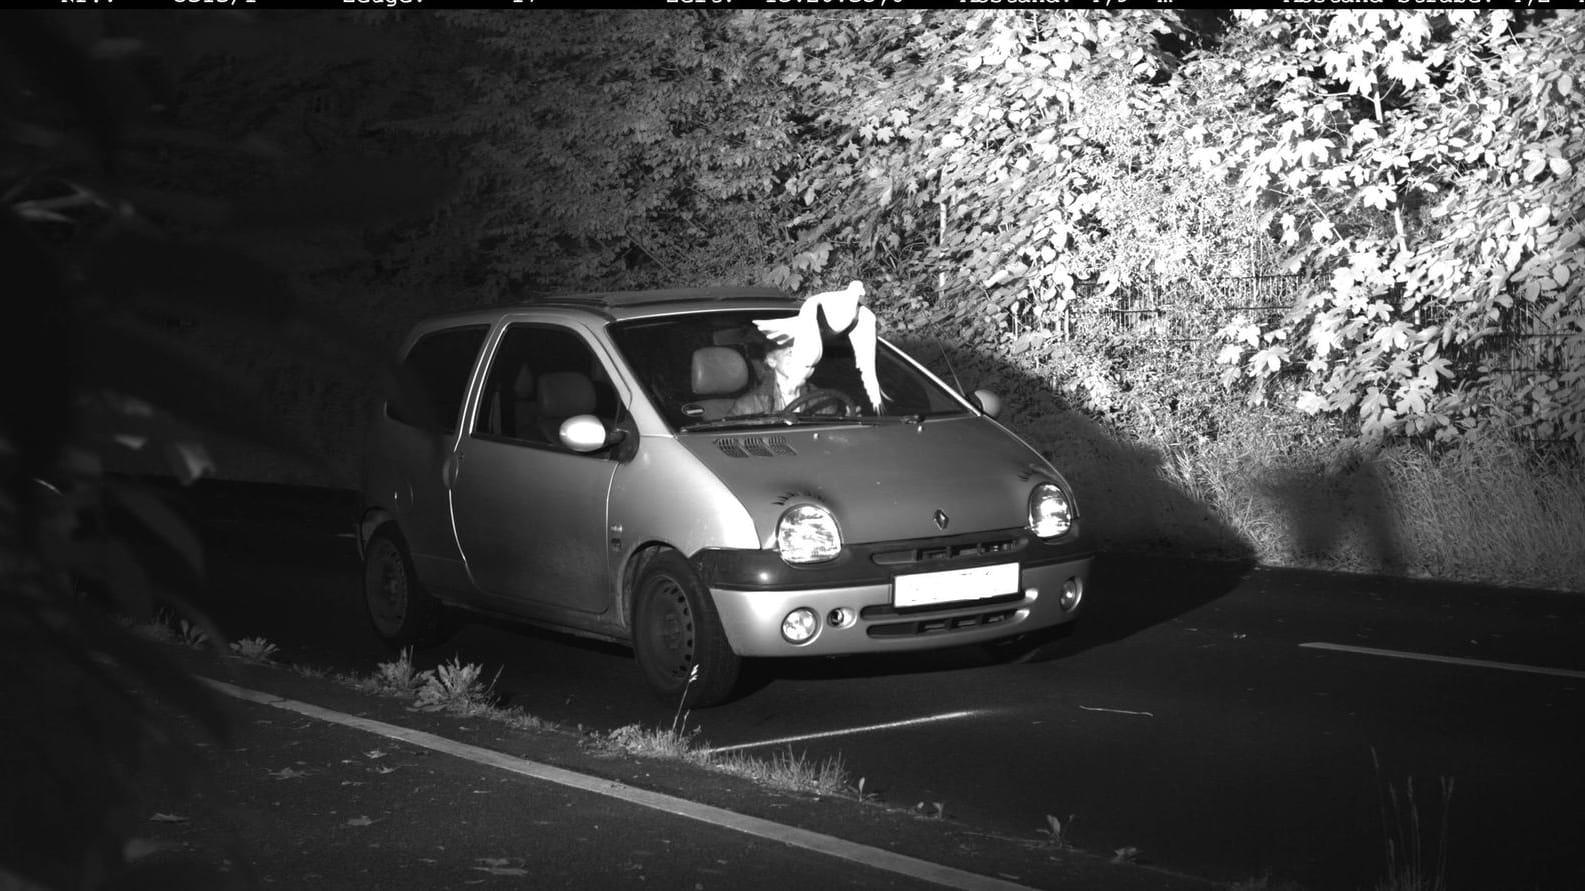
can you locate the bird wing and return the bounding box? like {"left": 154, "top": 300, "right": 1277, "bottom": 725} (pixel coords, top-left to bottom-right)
{"left": 850, "top": 307, "right": 883, "bottom": 412}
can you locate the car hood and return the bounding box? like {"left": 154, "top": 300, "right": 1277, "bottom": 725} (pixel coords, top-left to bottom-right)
{"left": 677, "top": 416, "right": 1061, "bottom": 545}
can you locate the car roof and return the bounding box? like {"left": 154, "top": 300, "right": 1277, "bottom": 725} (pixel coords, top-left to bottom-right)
{"left": 407, "top": 287, "right": 801, "bottom": 332}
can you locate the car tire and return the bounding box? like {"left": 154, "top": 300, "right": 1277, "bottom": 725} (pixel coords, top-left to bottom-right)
{"left": 363, "top": 524, "right": 451, "bottom": 649}
{"left": 632, "top": 550, "right": 742, "bottom": 708}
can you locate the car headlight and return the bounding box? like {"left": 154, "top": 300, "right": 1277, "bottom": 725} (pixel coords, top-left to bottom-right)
{"left": 1028, "top": 483, "right": 1074, "bottom": 539}
{"left": 777, "top": 503, "right": 842, "bottom": 564}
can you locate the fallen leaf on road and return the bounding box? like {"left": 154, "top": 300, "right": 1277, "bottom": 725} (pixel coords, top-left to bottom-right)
{"left": 473, "top": 866, "right": 529, "bottom": 877}
{"left": 365, "top": 749, "right": 387, "bottom": 759}
{"left": 149, "top": 813, "right": 188, "bottom": 823}
{"left": 346, "top": 816, "right": 376, "bottom": 827}
{"left": 474, "top": 857, "right": 528, "bottom": 877}
{"left": 268, "top": 767, "right": 309, "bottom": 780}
{"left": 124, "top": 838, "right": 172, "bottom": 861}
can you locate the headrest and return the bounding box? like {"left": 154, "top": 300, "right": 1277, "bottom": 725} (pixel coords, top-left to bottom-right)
{"left": 691, "top": 346, "right": 748, "bottom": 396}
{"left": 538, "top": 371, "right": 596, "bottom": 417}
{"left": 511, "top": 364, "right": 535, "bottom": 401}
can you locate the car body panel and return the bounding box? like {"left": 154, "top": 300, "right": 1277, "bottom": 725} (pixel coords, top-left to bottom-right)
{"left": 675, "top": 415, "right": 1062, "bottom": 546}
{"left": 450, "top": 436, "right": 619, "bottom": 614}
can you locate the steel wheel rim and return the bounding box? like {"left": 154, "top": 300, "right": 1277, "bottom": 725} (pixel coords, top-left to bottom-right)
{"left": 645, "top": 575, "right": 695, "bottom": 680}
{"left": 367, "top": 540, "right": 408, "bottom": 635}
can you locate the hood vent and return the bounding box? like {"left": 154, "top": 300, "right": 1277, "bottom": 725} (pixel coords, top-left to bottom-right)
{"left": 715, "top": 435, "right": 797, "bottom": 458}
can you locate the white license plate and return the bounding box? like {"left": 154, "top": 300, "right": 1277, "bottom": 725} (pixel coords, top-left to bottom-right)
{"left": 893, "top": 562, "right": 1020, "bottom": 609}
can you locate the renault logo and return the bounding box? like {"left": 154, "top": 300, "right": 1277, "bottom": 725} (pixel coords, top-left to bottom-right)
{"left": 933, "top": 509, "right": 949, "bottom": 531}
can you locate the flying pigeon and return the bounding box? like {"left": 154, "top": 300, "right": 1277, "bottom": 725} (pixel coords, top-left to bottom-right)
{"left": 754, "top": 280, "right": 883, "bottom": 412}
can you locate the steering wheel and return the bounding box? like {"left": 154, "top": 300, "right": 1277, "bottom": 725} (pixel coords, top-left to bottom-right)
{"left": 782, "top": 388, "right": 860, "bottom": 419}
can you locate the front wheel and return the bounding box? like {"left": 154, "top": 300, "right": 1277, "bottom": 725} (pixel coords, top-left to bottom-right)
{"left": 631, "top": 551, "right": 742, "bottom": 707}
{"left": 362, "top": 524, "right": 451, "bottom": 649}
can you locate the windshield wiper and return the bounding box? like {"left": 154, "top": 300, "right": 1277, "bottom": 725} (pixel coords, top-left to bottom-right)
{"left": 681, "top": 413, "right": 802, "bottom": 432}
{"left": 845, "top": 413, "right": 925, "bottom": 426}
{"left": 681, "top": 413, "right": 871, "bottom": 432}
{"left": 683, "top": 410, "right": 955, "bottom": 432}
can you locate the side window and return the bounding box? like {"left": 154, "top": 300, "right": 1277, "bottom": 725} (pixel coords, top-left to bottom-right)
{"left": 473, "top": 324, "right": 623, "bottom": 450}
{"left": 387, "top": 325, "right": 489, "bottom": 433}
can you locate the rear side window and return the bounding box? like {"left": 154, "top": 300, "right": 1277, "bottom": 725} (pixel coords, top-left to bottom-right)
{"left": 388, "top": 325, "right": 489, "bottom": 433}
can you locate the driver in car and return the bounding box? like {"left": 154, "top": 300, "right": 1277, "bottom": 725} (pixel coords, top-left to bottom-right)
{"left": 729, "top": 342, "right": 815, "bottom": 416}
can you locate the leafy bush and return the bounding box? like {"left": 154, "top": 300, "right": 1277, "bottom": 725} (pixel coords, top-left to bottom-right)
{"left": 413, "top": 656, "right": 499, "bottom": 714}
{"left": 1196, "top": 10, "right": 1585, "bottom": 449}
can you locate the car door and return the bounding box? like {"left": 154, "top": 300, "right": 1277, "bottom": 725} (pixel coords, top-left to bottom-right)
{"left": 448, "top": 322, "right": 621, "bottom": 615}
{"left": 381, "top": 324, "right": 490, "bottom": 587}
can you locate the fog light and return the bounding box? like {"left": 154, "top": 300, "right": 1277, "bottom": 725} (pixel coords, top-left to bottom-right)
{"left": 782, "top": 607, "right": 819, "bottom": 644}
{"left": 1059, "top": 577, "right": 1084, "bottom": 611}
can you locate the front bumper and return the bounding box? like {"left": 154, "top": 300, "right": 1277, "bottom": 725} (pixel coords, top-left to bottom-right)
{"left": 694, "top": 528, "right": 1091, "bottom": 658}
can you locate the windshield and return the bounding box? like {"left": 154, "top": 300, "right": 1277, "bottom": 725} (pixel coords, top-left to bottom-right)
{"left": 609, "top": 309, "right": 970, "bottom": 432}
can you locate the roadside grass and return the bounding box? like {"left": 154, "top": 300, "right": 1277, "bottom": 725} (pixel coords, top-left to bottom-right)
{"left": 1372, "top": 751, "right": 1454, "bottom": 891}
{"left": 1038, "top": 402, "right": 1585, "bottom": 592}
{"left": 133, "top": 623, "right": 855, "bottom": 800}
{"left": 1037, "top": 813, "right": 1076, "bottom": 849}
{"left": 597, "top": 723, "right": 851, "bottom": 795}
{"left": 228, "top": 636, "right": 280, "bottom": 663}
{"left": 1175, "top": 437, "right": 1585, "bottom": 592}
{"left": 348, "top": 648, "right": 544, "bottom": 729}
{"left": 349, "top": 649, "right": 855, "bottom": 797}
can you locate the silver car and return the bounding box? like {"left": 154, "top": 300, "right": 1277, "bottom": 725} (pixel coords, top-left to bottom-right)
{"left": 358, "top": 288, "right": 1091, "bottom": 705}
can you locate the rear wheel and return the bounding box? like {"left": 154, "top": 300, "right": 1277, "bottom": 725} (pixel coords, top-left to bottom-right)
{"left": 363, "top": 524, "right": 451, "bottom": 649}
{"left": 631, "top": 550, "right": 741, "bottom": 707}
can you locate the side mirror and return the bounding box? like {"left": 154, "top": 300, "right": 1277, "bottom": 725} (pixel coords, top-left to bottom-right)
{"left": 970, "top": 389, "right": 1003, "bottom": 419}
{"left": 559, "top": 414, "right": 625, "bottom": 453}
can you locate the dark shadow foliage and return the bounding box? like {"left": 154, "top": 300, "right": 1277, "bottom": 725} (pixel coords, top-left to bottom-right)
{"left": 1, "top": 12, "right": 447, "bottom": 888}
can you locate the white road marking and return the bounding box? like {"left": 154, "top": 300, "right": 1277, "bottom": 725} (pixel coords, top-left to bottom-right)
{"left": 199, "top": 680, "right": 1031, "bottom": 891}
{"left": 697, "top": 710, "right": 983, "bottom": 756}
{"left": 1300, "top": 642, "right": 1585, "bottom": 680}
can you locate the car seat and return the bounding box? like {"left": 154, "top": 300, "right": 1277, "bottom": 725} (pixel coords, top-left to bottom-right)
{"left": 537, "top": 370, "right": 597, "bottom": 444}
{"left": 486, "top": 363, "right": 538, "bottom": 440}
{"left": 689, "top": 346, "right": 749, "bottom": 420}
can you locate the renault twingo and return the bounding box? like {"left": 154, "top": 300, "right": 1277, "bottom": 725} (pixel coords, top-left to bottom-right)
{"left": 359, "top": 287, "right": 1090, "bottom": 705}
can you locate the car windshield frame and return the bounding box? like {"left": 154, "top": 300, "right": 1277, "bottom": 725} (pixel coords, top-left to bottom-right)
{"left": 607, "top": 309, "right": 973, "bottom": 434}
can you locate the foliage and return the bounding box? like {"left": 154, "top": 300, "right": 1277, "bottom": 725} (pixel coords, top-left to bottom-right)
{"left": 409, "top": 11, "right": 793, "bottom": 293}
{"left": 729, "top": 10, "right": 1300, "bottom": 444}
{"left": 1195, "top": 10, "right": 1585, "bottom": 448}
{"left": 363, "top": 647, "right": 424, "bottom": 695}
{"left": 413, "top": 656, "right": 499, "bottom": 713}
{"left": 123, "top": 10, "right": 1583, "bottom": 482}
{"left": 0, "top": 12, "right": 440, "bottom": 888}
{"left": 228, "top": 635, "right": 280, "bottom": 663}
{"left": 714, "top": 747, "right": 851, "bottom": 797}
{"left": 738, "top": 11, "right": 1188, "bottom": 299}
{"left": 602, "top": 722, "right": 704, "bottom": 762}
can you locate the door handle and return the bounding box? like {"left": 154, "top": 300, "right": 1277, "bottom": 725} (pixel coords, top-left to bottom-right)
{"left": 442, "top": 453, "right": 461, "bottom": 488}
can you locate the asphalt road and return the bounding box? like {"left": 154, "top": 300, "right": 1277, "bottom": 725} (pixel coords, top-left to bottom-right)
{"left": 180, "top": 481, "right": 1585, "bottom": 891}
